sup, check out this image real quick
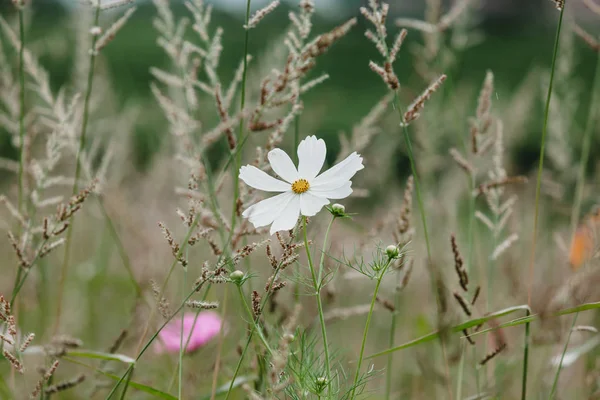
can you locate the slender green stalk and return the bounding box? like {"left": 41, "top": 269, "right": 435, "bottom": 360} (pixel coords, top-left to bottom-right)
{"left": 317, "top": 216, "right": 335, "bottom": 283}
{"left": 456, "top": 343, "right": 467, "bottom": 400}
{"left": 237, "top": 285, "right": 273, "bottom": 354}
{"left": 134, "top": 216, "right": 200, "bottom": 354}
{"left": 549, "top": 313, "right": 578, "bottom": 398}
{"left": 16, "top": 2, "right": 26, "bottom": 216}
{"left": 303, "top": 216, "right": 332, "bottom": 384}
{"left": 229, "top": 0, "right": 251, "bottom": 241}
{"left": 178, "top": 265, "right": 187, "bottom": 400}
{"left": 224, "top": 231, "right": 298, "bottom": 400}
{"left": 118, "top": 368, "right": 134, "bottom": 400}
{"left": 526, "top": 2, "right": 566, "bottom": 305}
{"left": 524, "top": 6, "right": 565, "bottom": 397}
{"left": 570, "top": 40, "right": 600, "bottom": 237}
{"left": 106, "top": 282, "right": 207, "bottom": 399}
{"left": 54, "top": 3, "right": 102, "bottom": 334}
{"left": 522, "top": 311, "right": 531, "bottom": 400}
{"left": 350, "top": 256, "right": 394, "bottom": 400}
{"left": 385, "top": 272, "right": 401, "bottom": 400}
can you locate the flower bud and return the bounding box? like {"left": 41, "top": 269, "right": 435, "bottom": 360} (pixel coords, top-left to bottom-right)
{"left": 330, "top": 203, "right": 346, "bottom": 217}
{"left": 386, "top": 245, "right": 399, "bottom": 259}
{"left": 229, "top": 270, "right": 245, "bottom": 284}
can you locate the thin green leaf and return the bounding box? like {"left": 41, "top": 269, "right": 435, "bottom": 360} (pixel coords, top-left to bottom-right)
{"left": 67, "top": 350, "right": 136, "bottom": 364}
{"left": 367, "top": 305, "right": 530, "bottom": 359}
{"left": 64, "top": 357, "right": 175, "bottom": 400}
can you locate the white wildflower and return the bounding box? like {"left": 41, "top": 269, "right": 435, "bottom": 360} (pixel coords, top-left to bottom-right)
{"left": 239, "top": 136, "right": 364, "bottom": 234}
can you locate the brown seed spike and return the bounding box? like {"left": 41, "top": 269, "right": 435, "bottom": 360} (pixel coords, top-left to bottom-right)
{"left": 453, "top": 292, "right": 472, "bottom": 316}
{"left": 479, "top": 343, "right": 507, "bottom": 366}
{"left": 451, "top": 234, "right": 468, "bottom": 291}
{"left": 252, "top": 290, "right": 262, "bottom": 320}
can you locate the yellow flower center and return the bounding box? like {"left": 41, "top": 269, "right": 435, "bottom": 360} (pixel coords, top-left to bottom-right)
{"left": 291, "top": 179, "right": 310, "bottom": 194}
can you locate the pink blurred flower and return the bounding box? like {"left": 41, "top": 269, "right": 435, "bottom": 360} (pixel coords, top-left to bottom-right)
{"left": 154, "top": 312, "right": 222, "bottom": 354}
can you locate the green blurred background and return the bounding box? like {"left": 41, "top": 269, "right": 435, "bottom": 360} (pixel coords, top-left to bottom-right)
{"left": 0, "top": 0, "right": 598, "bottom": 176}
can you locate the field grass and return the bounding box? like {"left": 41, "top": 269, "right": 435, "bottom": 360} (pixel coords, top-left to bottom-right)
{"left": 1, "top": 0, "right": 600, "bottom": 399}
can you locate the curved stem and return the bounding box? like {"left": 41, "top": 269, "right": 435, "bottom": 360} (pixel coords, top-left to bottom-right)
{"left": 224, "top": 231, "right": 297, "bottom": 400}
{"left": 350, "top": 257, "right": 393, "bottom": 400}
{"left": 303, "top": 216, "right": 332, "bottom": 384}
{"left": 237, "top": 286, "right": 272, "bottom": 354}
{"left": 527, "top": 2, "right": 565, "bottom": 305}
{"left": 178, "top": 266, "right": 187, "bottom": 400}
{"left": 385, "top": 272, "right": 401, "bottom": 400}
{"left": 318, "top": 216, "right": 335, "bottom": 284}
{"left": 229, "top": 0, "right": 251, "bottom": 245}
{"left": 549, "top": 312, "right": 578, "bottom": 398}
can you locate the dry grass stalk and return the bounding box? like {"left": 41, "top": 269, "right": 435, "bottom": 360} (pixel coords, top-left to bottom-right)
{"left": 95, "top": 7, "right": 137, "bottom": 53}
{"left": 479, "top": 343, "right": 507, "bottom": 365}
{"left": 186, "top": 300, "right": 218, "bottom": 309}
{"left": 252, "top": 290, "right": 262, "bottom": 320}
{"left": 245, "top": 1, "right": 280, "bottom": 29}
{"left": 44, "top": 374, "right": 85, "bottom": 395}
{"left": 30, "top": 360, "right": 60, "bottom": 399}
{"left": 3, "top": 350, "right": 24, "bottom": 373}
{"left": 583, "top": 0, "right": 600, "bottom": 14}
{"left": 475, "top": 176, "right": 528, "bottom": 197}
{"left": 573, "top": 24, "right": 600, "bottom": 52}
{"left": 550, "top": 0, "right": 565, "bottom": 10}
{"left": 403, "top": 74, "right": 447, "bottom": 125}
{"left": 451, "top": 234, "right": 468, "bottom": 291}
{"left": 150, "top": 279, "right": 171, "bottom": 319}
{"left": 376, "top": 295, "right": 396, "bottom": 312}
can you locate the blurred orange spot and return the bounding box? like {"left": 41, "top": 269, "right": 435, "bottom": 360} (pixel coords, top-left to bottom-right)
{"left": 569, "top": 209, "right": 600, "bottom": 270}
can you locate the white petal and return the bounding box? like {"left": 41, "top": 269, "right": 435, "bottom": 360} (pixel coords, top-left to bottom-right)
{"left": 268, "top": 148, "right": 298, "bottom": 183}
{"left": 300, "top": 192, "right": 329, "bottom": 216}
{"left": 310, "top": 181, "right": 353, "bottom": 199}
{"left": 312, "top": 152, "right": 364, "bottom": 188}
{"left": 297, "top": 135, "right": 326, "bottom": 180}
{"left": 242, "top": 192, "right": 294, "bottom": 228}
{"left": 239, "top": 165, "right": 289, "bottom": 192}
{"left": 270, "top": 195, "right": 301, "bottom": 235}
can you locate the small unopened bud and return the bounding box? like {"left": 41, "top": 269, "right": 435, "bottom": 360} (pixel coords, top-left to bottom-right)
{"left": 386, "top": 245, "right": 399, "bottom": 259}
{"left": 283, "top": 333, "right": 295, "bottom": 342}
{"left": 315, "top": 376, "right": 328, "bottom": 393}
{"left": 90, "top": 26, "right": 102, "bottom": 36}
{"left": 329, "top": 203, "right": 346, "bottom": 217}
{"left": 332, "top": 203, "right": 345, "bottom": 213}
{"left": 230, "top": 270, "right": 245, "bottom": 285}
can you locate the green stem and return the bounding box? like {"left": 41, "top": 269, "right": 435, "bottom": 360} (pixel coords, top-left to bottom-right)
{"left": 393, "top": 93, "right": 432, "bottom": 260}
{"left": 224, "top": 230, "right": 298, "bottom": 400}
{"left": 17, "top": 2, "right": 26, "bottom": 216}
{"left": 385, "top": 273, "right": 401, "bottom": 400}
{"left": 317, "top": 216, "right": 335, "bottom": 284}
{"left": 570, "top": 38, "right": 600, "bottom": 237}
{"left": 350, "top": 257, "right": 394, "bottom": 400}
{"left": 303, "top": 216, "right": 332, "bottom": 384}
{"left": 54, "top": 3, "right": 102, "bottom": 333}
{"left": 178, "top": 265, "right": 187, "bottom": 400}
{"left": 229, "top": 0, "right": 251, "bottom": 245}
{"left": 527, "top": 2, "right": 565, "bottom": 305}
{"left": 522, "top": 311, "right": 531, "bottom": 400}
{"left": 237, "top": 285, "right": 273, "bottom": 354}
{"left": 549, "top": 313, "right": 578, "bottom": 398}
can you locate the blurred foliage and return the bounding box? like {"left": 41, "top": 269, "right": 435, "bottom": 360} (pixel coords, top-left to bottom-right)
{"left": 0, "top": 1, "right": 598, "bottom": 174}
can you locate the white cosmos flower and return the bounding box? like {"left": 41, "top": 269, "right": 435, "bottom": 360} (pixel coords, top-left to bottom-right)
{"left": 239, "top": 136, "right": 364, "bottom": 235}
